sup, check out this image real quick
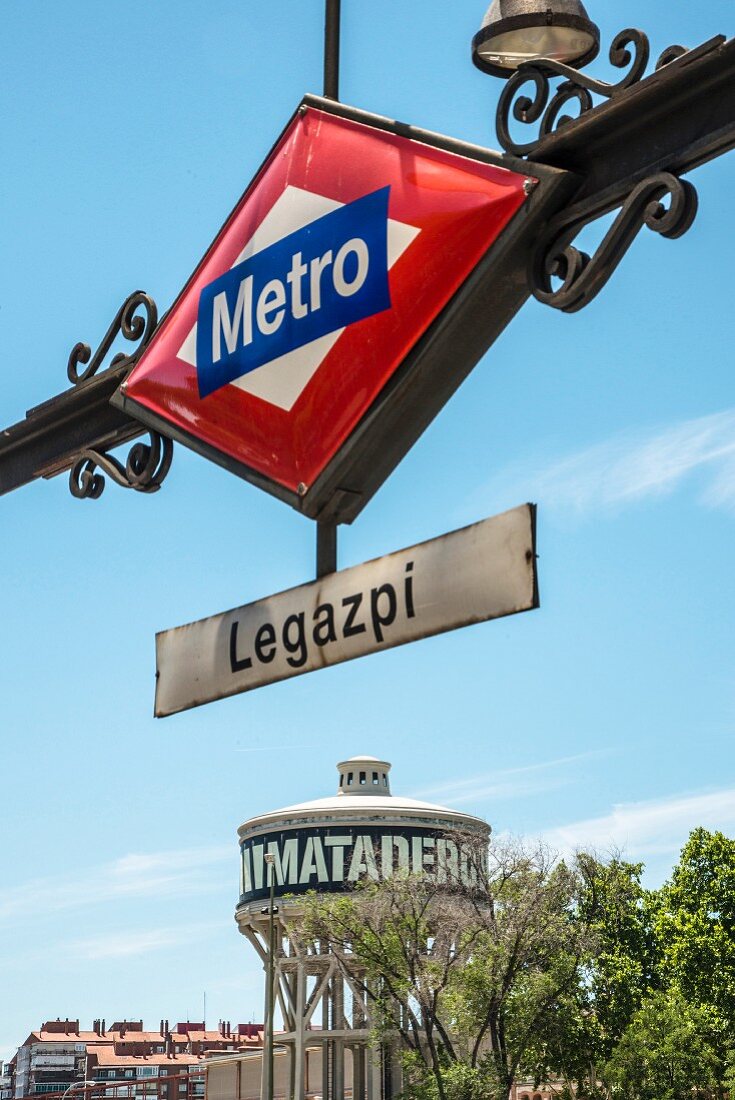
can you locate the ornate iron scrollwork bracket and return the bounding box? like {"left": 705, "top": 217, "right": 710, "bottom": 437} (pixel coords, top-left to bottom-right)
{"left": 66, "top": 290, "right": 174, "bottom": 499}
{"left": 495, "top": 29, "right": 723, "bottom": 158}
{"left": 67, "top": 290, "right": 158, "bottom": 385}
{"left": 493, "top": 28, "right": 710, "bottom": 312}
{"left": 70, "top": 431, "right": 173, "bottom": 499}
{"left": 529, "top": 172, "right": 698, "bottom": 314}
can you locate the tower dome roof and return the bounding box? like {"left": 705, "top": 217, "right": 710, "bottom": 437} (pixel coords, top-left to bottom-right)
{"left": 237, "top": 754, "right": 488, "bottom": 838}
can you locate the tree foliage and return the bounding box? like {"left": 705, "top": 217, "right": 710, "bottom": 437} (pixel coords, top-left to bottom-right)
{"left": 653, "top": 827, "right": 735, "bottom": 1028}
{"left": 303, "top": 836, "right": 641, "bottom": 1100}
{"left": 523, "top": 854, "right": 653, "bottom": 1093}
{"left": 300, "top": 827, "right": 735, "bottom": 1100}
{"left": 602, "top": 989, "right": 722, "bottom": 1100}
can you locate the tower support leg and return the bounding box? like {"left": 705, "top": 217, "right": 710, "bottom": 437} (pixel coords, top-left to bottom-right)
{"left": 293, "top": 965, "right": 306, "bottom": 1100}
{"left": 333, "top": 976, "right": 345, "bottom": 1099}
{"left": 353, "top": 1045, "right": 366, "bottom": 1100}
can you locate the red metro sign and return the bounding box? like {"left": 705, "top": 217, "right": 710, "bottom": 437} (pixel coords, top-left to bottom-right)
{"left": 115, "top": 97, "right": 571, "bottom": 523}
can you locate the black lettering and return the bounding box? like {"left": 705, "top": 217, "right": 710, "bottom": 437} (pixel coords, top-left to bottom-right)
{"left": 254, "top": 622, "right": 276, "bottom": 663}
{"left": 283, "top": 612, "right": 308, "bottom": 668}
{"left": 229, "top": 620, "right": 252, "bottom": 673}
{"left": 405, "top": 561, "right": 416, "bottom": 619}
{"left": 371, "top": 583, "right": 397, "bottom": 642}
{"left": 342, "top": 592, "right": 367, "bottom": 637}
{"left": 313, "top": 602, "right": 337, "bottom": 647}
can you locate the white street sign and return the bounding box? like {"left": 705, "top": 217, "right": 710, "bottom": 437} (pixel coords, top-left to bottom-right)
{"left": 155, "top": 504, "right": 538, "bottom": 716}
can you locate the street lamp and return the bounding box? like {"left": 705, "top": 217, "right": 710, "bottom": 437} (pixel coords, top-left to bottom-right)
{"left": 472, "top": 0, "right": 600, "bottom": 77}
{"left": 60, "top": 1082, "right": 96, "bottom": 1100}
{"left": 261, "top": 853, "right": 278, "bottom": 1100}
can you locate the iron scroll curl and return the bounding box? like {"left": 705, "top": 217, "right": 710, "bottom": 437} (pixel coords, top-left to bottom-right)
{"left": 67, "top": 291, "right": 158, "bottom": 385}
{"left": 496, "top": 29, "right": 690, "bottom": 157}
{"left": 69, "top": 431, "right": 173, "bottom": 499}
{"left": 529, "top": 172, "right": 699, "bottom": 314}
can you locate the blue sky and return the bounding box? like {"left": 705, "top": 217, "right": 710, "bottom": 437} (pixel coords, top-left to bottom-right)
{"left": 1, "top": 0, "right": 734, "bottom": 1062}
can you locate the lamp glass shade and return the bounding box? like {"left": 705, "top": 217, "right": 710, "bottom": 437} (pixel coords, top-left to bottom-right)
{"left": 472, "top": 1, "right": 600, "bottom": 77}
{"left": 478, "top": 24, "right": 597, "bottom": 68}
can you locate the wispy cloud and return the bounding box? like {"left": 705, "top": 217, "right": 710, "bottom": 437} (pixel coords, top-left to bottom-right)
{"left": 68, "top": 922, "right": 223, "bottom": 961}
{"left": 0, "top": 844, "right": 232, "bottom": 922}
{"left": 478, "top": 408, "right": 735, "bottom": 517}
{"left": 409, "top": 750, "right": 609, "bottom": 807}
{"left": 541, "top": 787, "right": 735, "bottom": 864}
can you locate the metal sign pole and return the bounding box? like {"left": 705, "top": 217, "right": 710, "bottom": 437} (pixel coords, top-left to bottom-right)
{"left": 316, "top": 521, "right": 338, "bottom": 578}
{"left": 324, "top": 0, "right": 341, "bottom": 100}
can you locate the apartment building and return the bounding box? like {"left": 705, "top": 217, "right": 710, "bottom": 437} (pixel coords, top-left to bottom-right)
{"left": 14, "top": 1020, "right": 104, "bottom": 1098}
{"left": 1, "top": 1062, "right": 13, "bottom": 1100}
{"left": 9, "top": 1020, "right": 262, "bottom": 1100}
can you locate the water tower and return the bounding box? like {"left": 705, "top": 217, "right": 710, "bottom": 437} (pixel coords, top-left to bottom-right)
{"left": 235, "top": 755, "right": 489, "bottom": 1100}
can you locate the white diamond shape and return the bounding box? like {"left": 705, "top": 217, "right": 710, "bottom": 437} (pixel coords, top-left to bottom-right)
{"left": 177, "top": 185, "right": 420, "bottom": 411}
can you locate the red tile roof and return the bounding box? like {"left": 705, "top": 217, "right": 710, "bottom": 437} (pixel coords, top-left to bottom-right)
{"left": 88, "top": 1048, "right": 199, "bottom": 1068}
{"left": 169, "top": 1033, "right": 231, "bottom": 1044}
{"left": 109, "top": 1034, "right": 166, "bottom": 1044}
{"left": 27, "top": 1032, "right": 111, "bottom": 1045}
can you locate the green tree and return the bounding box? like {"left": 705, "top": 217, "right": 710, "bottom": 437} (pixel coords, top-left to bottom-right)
{"left": 301, "top": 828, "right": 735, "bottom": 1100}
{"left": 653, "top": 828, "right": 735, "bottom": 1029}
{"left": 303, "top": 838, "right": 634, "bottom": 1100}
{"left": 602, "top": 988, "right": 722, "bottom": 1100}
{"left": 521, "top": 855, "right": 655, "bottom": 1096}
{"left": 303, "top": 862, "right": 492, "bottom": 1100}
